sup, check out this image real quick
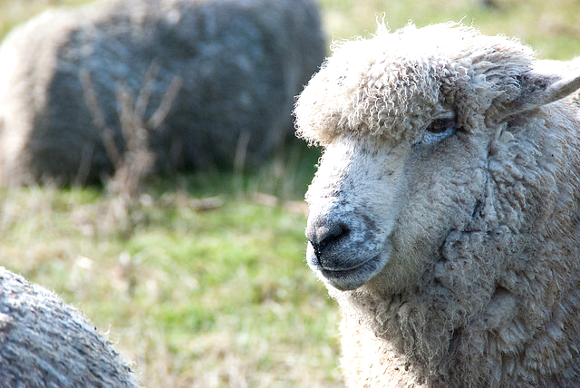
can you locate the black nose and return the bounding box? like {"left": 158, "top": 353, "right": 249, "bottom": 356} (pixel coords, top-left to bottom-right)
{"left": 306, "top": 219, "right": 350, "bottom": 260}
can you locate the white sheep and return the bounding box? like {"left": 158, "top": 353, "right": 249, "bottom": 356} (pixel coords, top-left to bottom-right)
{"left": 0, "top": 266, "right": 138, "bottom": 387}
{"left": 294, "top": 23, "right": 580, "bottom": 387}
{"left": 0, "top": 0, "right": 324, "bottom": 185}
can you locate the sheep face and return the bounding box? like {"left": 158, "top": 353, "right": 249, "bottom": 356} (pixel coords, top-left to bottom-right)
{"left": 304, "top": 119, "right": 489, "bottom": 292}
{"left": 297, "top": 23, "right": 580, "bottom": 293}
{"left": 304, "top": 137, "right": 406, "bottom": 291}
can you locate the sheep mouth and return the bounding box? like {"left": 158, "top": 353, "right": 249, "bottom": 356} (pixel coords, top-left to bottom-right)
{"left": 318, "top": 254, "right": 386, "bottom": 291}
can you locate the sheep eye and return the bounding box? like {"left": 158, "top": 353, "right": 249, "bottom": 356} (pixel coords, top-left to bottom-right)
{"left": 426, "top": 118, "right": 455, "bottom": 134}
{"left": 414, "top": 116, "right": 457, "bottom": 146}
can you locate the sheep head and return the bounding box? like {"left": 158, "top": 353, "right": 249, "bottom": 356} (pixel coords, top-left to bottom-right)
{"left": 295, "top": 23, "right": 580, "bottom": 293}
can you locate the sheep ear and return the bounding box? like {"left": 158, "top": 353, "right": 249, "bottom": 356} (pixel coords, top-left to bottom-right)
{"left": 506, "top": 69, "right": 580, "bottom": 117}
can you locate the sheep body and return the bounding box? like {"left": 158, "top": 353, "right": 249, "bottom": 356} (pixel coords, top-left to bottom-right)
{"left": 0, "top": 266, "right": 138, "bottom": 387}
{"left": 295, "top": 23, "right": 580, "bottom": 387}
{"left": 0, "top": 0, "right": 324, "bottom": 185}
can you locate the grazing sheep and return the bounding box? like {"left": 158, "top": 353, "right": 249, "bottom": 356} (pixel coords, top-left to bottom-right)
{"left": 294, "top": 23, "right": 580, "bottom": 387}
{"left": 0, "top": 266, "right": 138, "bottom": 387}
{"left": 0, "top": 0, "right": 324, "bottom": 185}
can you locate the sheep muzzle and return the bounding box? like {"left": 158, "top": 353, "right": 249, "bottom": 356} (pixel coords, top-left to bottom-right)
{"left": 305, "top": 205, "right": 390, "bottom": 291}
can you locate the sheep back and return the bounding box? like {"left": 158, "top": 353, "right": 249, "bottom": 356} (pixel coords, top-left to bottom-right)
{"left": 0, "top": 0, "right": 325, "bottom": 185}
{"left": 0, "top": 266, "right": 138, "bottom": 387}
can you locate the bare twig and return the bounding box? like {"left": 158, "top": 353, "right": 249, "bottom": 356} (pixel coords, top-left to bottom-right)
{"left": 147, "top": 76, "right": 183, "bottom": 130}
{"left": 80, "top": 69, "right": 122, "bottom": 167}
{"left": 134, "top": 62, "right": 160, "bottom": 120}
{"left": 80, "top": 69, "right": 106, "bottom": 130}
{"left": 80, "top": 63, "right": 182, "bottom": 237}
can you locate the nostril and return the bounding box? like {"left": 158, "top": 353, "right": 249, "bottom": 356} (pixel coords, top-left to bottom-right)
{"left": 323, "top": 222, "right": 349, "bottom": 246}
{"left": 309, "top": 221, "right": 350, "bottom": 259}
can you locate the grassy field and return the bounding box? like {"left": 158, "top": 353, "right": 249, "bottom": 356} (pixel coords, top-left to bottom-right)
{"left": 1, "top": 0, "right": 579, "bottom": 387}
{"left": 319, "top": 0, "right": 580, "bottom": 60}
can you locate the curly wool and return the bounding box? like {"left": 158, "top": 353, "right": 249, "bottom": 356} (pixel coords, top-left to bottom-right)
{"left": 296, "top": 23, "right": 580, "bottom": 387}
{"left": 295, "top": 23, "right": 533, "bottom": 147}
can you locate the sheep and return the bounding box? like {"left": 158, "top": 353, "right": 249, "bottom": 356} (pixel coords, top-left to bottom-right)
{"left": 0, "top": 0, "right": 325, "bottom": 185}
{"left": 0, "top": 266, "right": 138, "bottom": 387}
{"left": 294, "top": 23, "right": 580, "bottom": 387}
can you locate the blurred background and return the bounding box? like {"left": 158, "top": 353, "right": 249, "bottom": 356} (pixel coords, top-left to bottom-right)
{"left": 0, "top": 0, "right": 579, "bottom": 387}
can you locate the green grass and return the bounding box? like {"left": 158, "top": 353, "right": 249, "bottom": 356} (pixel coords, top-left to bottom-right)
{"left": 319, "top": 0, "right": 580, "bottom": 60}
{"left": 0, "top": 167, "right": 342, "bottom": 387}
{"left": 0, "top": 0, "right": 92, "bottom": 37}
{"left": 1, "top": 0, "right": 579, "bottom": 387}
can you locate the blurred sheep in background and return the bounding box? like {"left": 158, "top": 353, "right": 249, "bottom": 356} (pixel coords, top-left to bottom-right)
{"left": 0, "top": 0, "right": 325, "bottom": 186}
